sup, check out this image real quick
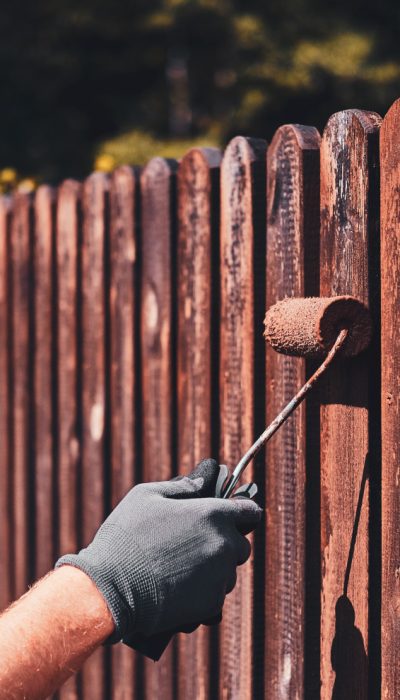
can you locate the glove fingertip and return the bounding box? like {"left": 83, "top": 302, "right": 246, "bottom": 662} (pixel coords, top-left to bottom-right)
{"left": 230, "top": 498, "right": 263, "bottom": 534}
{"left": 232, "top": 482, "right": 258, "bottom": 500}
{"left": 186, "top": 458, "right": 220, "bottom": 495}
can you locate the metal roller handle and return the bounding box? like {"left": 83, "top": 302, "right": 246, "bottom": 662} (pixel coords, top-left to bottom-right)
{"left": 221, "top": 329, "right": 348, "bottom": 499}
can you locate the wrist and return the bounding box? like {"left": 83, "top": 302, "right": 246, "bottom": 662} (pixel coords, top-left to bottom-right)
{"left": 51, "top": 566, "right": 115, "bottom": 641}
{"left": 0, "top": 566, "right": 115, "bottom": 699}
{"left": 56, "top": 524, "right": 159, "bottom": 641}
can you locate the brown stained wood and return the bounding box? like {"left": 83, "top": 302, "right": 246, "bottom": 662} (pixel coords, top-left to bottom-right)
{"left": 34, "top": 186, "right": 55, "bottom": 580}
{"left": 57, "top": 180, "right": 81, "bottom": 560}
{"left": 319, "top": 110, "right": 381, "bottom": 698}
{"left": 81, "top": 172, "right": 109, "bottom": 699}
{"left": 140, "top": 157, "right": 177, "bottom": 700}
{"left": 11, "top": 192, "right": 32, "bottom": 599}
{"left": 109, "top": 166, "right": 136, "bottom": 699}
{"left": 177, "top": 147, "right": 221, "bottom": 700}
{"left": 265, "top": 125, "right": 320, "bottom": 699}
{"left": 219, "top": 136, "right": 266, "bottom": 700}
{"left": 0, "top": 197, "right": 12, "bottom": 609}
{"left": 380, "top": 99, "right": 400, "bottom": 700}
{"left": 56, "top": 180, "right": 81, "bottom": 700}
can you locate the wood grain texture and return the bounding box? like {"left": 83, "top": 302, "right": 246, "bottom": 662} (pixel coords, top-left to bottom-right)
{"left": 219, "top": 136, "right": 266, "bottom": 700}
{"left": 0, "top": 197, "right": 12, "bottom": 610}
{"left": 56, "top": 180, "right": 81, "bottom": 560}
{"left": 140, "top": 157, "right": 177, "bottom": 700}
{"left": 177, "top": 147, "right": 221, "bottom": 700}
{"left": 56, "top": 179, "right": 81, "bottom": 700}
{"left": 265, "top": 124, "right": 320, "bottom": 699}
{"left": 34, "top": 185, "right": 55, "bottom": 580}
{"left": 319, "top": 110, "right": 381, "bottom": 698}
{"left": 0, "top": 110, "right": 394, "bottom": 697}
{"left": 380, "top": 99, "right": 400, "bottom": 700}
{"left": 11, "top": 192, "right": 32, "bottom": 598}
{"left": 81, "top": 172, "right": 109, "bottom": 699}
{"left": 109, "top": 166, "right": 137, "bottom": 700}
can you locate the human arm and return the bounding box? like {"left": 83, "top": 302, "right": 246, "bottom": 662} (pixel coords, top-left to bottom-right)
{"left": 0, "top": 459, "right": 261, "bottom": 699}
{"left": 0, "top": 565, "right": 114, "bottom": 700}
{"left": 55, "top": 459, "right": 261, "bottom": 646}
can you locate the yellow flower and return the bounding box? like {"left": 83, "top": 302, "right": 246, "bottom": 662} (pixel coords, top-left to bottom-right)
{"left": 0, "top": 168, "right": 17, "bottom": 184}
{"left": 17, "top": 178, "right": 36, "bottom": 193}
{"left": 95, "top": 153, "right": 116, "bottom": 172}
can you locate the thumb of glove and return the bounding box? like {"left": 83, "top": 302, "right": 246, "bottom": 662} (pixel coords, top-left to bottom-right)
{"left": 185, "top": 457, "right": 221, "bottom": 496}
{"left": 154, "top": 458, "right": 221, "bottom": 500}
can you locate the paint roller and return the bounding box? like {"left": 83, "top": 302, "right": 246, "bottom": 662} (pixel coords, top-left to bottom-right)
{"left": 220, "top": 295, "right": 372, "bottom": 498}
{"left": 136, "top": 295, "right": 372, "bottom": 658}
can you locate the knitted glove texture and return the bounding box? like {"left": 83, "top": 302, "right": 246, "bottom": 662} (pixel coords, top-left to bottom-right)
{"left": 55, "top": 459, "right": 262, "bottom": 643}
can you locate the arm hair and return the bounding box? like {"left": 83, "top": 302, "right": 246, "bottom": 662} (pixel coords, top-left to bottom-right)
{"left": 0, "top": 566, "right": 115, "bottom": 700}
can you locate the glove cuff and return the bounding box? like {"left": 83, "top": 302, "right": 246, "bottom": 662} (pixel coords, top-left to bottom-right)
{"left": 55, "top": 523, "right": 159, "bottom": 643}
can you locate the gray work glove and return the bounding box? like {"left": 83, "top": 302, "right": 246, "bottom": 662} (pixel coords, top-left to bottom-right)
{"left": 55, "top": 458, "right": 262, "bottom": 647}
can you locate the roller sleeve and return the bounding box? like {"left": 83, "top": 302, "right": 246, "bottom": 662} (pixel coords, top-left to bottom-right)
{"left": 263, "top": 296, "right": 372, "bottom": 358}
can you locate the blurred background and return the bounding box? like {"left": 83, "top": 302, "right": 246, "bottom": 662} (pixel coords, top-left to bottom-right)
{"left": 1, "top": 0, "right": 399, "bottom": 189}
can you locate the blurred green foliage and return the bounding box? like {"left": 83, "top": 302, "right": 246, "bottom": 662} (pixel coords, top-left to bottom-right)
{"left": 1, "top": 1, "right": 400, "bottom": 182}
{"left": 95, "top": 131, "right": 220, "bottom": 171}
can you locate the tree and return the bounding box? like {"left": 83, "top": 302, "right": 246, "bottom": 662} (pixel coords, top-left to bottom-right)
{"left": 0, "top": 1, "right": 399, "bottom": 181}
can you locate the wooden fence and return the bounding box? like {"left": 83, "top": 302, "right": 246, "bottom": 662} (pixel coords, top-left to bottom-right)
{"left": 0, "top": 99, "right": 399, "bottom": 699}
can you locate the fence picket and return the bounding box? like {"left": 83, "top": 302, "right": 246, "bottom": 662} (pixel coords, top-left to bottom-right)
{"left": 219, "top": 136, "right": 267, "bottom": 700}
{"left": 177, "top": 147, "right": 221, "bottom": 700}
{"left": 140, "top": 157, "right": 177, "bottom": 700}
{"left": 81, "top": 172, "right": 109, "bottom": 699}
{"left": 56, "top": 179, "right": 81, "bottom": 700}
{"left": 11, "top": 192, "right": 32, "bottom": 599}
{"left": 380, "top": 99, "right": 400, "bottom": 700}
{"left": 34, "top": 185, "right": 55, "bottom": 581}
{"left": 265, "top": 124, "right": 320, "bottom": 698}
{"left": 0, "top": 197, "right": 12, "bottom": 610}
{"left": 109, "top": 166, "right": 137, "bottom": 700}
{"left": 319, "top": 110, "right": 381, "bottom": 698}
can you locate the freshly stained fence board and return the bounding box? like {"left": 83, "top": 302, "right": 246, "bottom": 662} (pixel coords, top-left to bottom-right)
{"left": 177, "top": 147, "right": 221, "bottom": 700}
{"left": 56, "top": 179, "right": 81, "bottom": 700}
{"left": 34, "top": 186, "right": 55, "bottom": 580}
{"left": 11, "top": 192, "right": 32, "bottom": 599}
{"left": 380, "top": 99, "right": 400, "bottom": 700}
{"left": 319, "top": 110, "right": 380, "bottom": 698}
{"left": 81, "top": 172, "right": 109, "bottom": 699}
{"left": 219, "top": 136, "right": 266, "bottom": 700}
{"left": 0, "top": 197, "right": 12, "bottom": 610}
{"left": 265, "top": 125, "right": 320, "bottom": 699}
{"left": 109, "top": 166, "right": 137, "bottom": 699}
{"left": 140, "top": 157, "right": 177, "bottom": 700}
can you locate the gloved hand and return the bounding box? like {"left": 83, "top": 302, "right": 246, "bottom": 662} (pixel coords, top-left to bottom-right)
{"left": 55, "top": 458, "right": 262, "bottom": 647}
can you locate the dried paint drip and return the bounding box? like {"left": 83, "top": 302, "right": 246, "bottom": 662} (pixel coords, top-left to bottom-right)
{"left": 264, "top": 295, "right": 372, "bottom": 359}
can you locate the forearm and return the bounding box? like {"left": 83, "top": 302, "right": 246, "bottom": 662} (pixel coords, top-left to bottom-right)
{"left": 0, "top": 565, "right": 115, "bottom": 700}
{"left": 0, "top": 459, "right": 260, "bottom": 697}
